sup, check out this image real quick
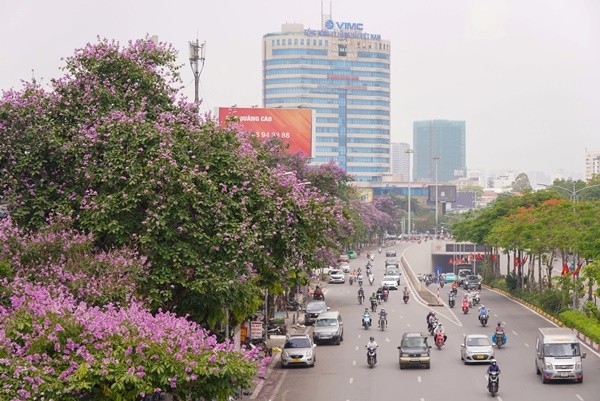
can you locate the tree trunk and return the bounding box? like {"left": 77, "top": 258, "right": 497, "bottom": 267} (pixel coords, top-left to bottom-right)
{"left": 538, "top": 254, "right": 543, "bottom": 292}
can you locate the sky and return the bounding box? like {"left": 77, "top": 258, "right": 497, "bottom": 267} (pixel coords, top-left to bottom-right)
{"left": 1, "top": 0, "right": 599, "bottom": 179}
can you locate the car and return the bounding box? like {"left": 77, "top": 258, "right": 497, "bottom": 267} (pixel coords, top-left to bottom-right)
{"left": 384, "top": 268, "right": 401, "bottom": 285}
{"left": 381, "top": 275, "right": 399, "bottom": 290}
{"left": 347, "top": 250, "right": 357, "bottom": 259}
{"left": 385, "top": 249, "right": 397, "bottom": 257}
{"left": 398, "top": 332, "right": 431, "bottom": 369}
{"left": 338, "top": 254, "right": 350, "bottom": 263}
{"left": 457, "top": 268, "right": 472, "bottom": 285}
{"left": 281, "top": 334, "right": 316, "bottom": 368}
{"left": 328, "top": 269, "right": 345, "bottom": 284}
{"left": 463, "top": 275, "right": 482, "bottom": 290}
{"left": 339, "top": 261, "right": 351, "bottom": 273}
{"left": 444, "top": 273, "right": 457, "bottom": 283}
{"left": 312, "top": 311, "right": 344, "bottom": 345}
{"left": 385, "top": 258, "right": 399, "bottom": 268}
{"left": 303, "top": 301, "right": 329, "bottom": 326}
{"left": 460, "top": 334, "right": 495, "bottom": 364}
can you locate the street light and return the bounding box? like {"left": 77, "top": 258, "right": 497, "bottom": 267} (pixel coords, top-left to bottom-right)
{"left": 433, "top": 155, "right": 440, "bottom": 234}
{"left": 406, "top": 148, "right": 414, "bottom": 238}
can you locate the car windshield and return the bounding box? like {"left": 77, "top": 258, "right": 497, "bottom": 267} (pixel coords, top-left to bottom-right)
{"left": 306, "top": 302, "right": 326, "bottom": 312}
{"left": 284, "top": 338, "right": 311, "bottom": 349}
{"left": 316, "top": 318, "right": 337, "bottom": 327}
{"left": 467, "top": 337, "right": 491, "bottom": 346}
{"left": 383, "top": 276, "right": 395, "bottom": 281}
{"left": 403, "top": 336, "right": 427, "bottom": 348}
{"left": 544, "top": 343, "right": 581, "bottom": 357}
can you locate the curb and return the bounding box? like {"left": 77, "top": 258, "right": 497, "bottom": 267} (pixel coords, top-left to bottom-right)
{"left": 484, "top": 285, "right": 600, "bottom": 353}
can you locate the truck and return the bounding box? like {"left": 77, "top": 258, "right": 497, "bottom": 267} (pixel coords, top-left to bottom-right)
{"left": 534, "top": 327, "right": 585, "bottom": 383}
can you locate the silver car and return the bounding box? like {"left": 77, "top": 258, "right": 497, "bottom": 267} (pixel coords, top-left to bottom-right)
{"left": 328, "top": 269, "right": 345, "bottom": 284}
{"left": 460, "top": 334, "right": 495, "bottom": 364}
{"left": 281, "top": 334, "right": 316, "bottom": 368}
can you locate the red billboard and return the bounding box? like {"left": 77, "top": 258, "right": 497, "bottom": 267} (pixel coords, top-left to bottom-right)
{"left": 218, "top": 107, "right": 312, "bottom": 157}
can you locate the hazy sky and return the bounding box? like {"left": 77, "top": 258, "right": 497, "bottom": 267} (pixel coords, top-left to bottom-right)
{"left": 1, "top": 0, "right": 599, "bottom": 178}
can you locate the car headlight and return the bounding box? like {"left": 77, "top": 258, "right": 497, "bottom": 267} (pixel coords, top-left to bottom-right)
{"left": 545, "top": 363, "right": 553, "bottom": 370}
{"left": 575, "top": 362, "right": 581, "bottom": 370}
{"left": 283, "top": 350, "right": 290, "bottom": 358}
{"left": 306, "top": 350, "right": 313, "bottom": 358}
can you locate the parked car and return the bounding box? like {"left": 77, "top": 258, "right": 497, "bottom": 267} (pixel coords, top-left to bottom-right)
{"left": 281, "top": 334, "right": 316, "bottom": 368}
{"left": 328, "top": 269, "right": 345, "bottom": 284}
{"left": 385, "top": 249, "right": 397, "bottom": 257}
{"left": 463, "top": 275, "right": 482, "bottom": 290}
{"left": 385, "top": 258, "right": 399, "bottom": 268}
{"left": 347, "top": 250, "right": 357, "bottom": 259}
{"left": 304, "top": 301, "right": 329, "bottom": 326}
{"left": 381, "top": 275, "right": 399, "bottom": 290}
{"left": 398, "top": 332, "right": 431, "bottom": 369}
{"left": 460, "top": 334, "right": 495, "bottom": 364}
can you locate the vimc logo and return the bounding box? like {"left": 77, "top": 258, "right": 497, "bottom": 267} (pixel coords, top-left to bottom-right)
{"left": 325, "top": 19, "right": 363, "bottom": 31}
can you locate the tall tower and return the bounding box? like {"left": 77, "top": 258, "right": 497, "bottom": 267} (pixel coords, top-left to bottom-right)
{"left": 262, "top": 15, "right": 391, "bottom": 182}
{"left": 413, "top": 120, "right": 466, "bottom": 182}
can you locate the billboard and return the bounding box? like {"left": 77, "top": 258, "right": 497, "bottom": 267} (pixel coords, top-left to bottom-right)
{"left": 427, "top": 185, "right": 457, "bottom": 203}
{"left": 218, "top": 107, "right": 313, "bottom": 157}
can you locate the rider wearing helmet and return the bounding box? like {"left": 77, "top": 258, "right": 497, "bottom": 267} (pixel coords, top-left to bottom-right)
{"left": 487, "top": 359, "right": 500, "bottom": 374}
{"left": 366, "top": 336, "right": 378, "bottom": 363}
{"left": 362, "top": 307, "right": 371, "bottom": 326}
{"left": 378, "top": 308, "right": 388, "bottom": 327}
{"left": 434, "top": 322, "right": 447, "bottom": 343}
{"left": 494, "top": 321, "right": 506, "bottom": 344}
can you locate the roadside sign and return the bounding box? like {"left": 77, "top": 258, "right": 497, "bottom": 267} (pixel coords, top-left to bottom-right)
{"left": 250, "top": 321, "right": 263, "bottom": 340}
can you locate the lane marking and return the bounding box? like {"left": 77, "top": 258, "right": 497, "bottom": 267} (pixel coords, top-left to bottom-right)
{"left": 407, "top": 323, "right": 411, "bottom": 327}
{"left": 417, "top": 376, "right": 422, "bottom": 383}
{"left": 576, "top": 394, "right": 584, "bottom": 401}
{"left": 352, "top": 360, "right": 356, "bottom": 366}
{"left": 512, "top": 330, "right": 518, "bottom": 336}
{"left": 349, "top": 377, "right": 353, "bottom": 384}
{"left": 355, "top": 346, "right": 359, "bottom": 351}
{"left": 385, "top": 337, "right": 391, "bottom": 342}
{"left": 524, "top": 343, "right": 529, "bottom": 348}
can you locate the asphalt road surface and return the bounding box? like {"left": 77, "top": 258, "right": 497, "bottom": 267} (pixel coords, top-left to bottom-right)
{"left": 258, "top": 242, "right": 600, "bottom": 401}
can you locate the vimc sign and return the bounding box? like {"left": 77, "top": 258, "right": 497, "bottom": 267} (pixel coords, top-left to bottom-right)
{"left": 325, "top": 19, "right": 364, "bottom": 31}
{"left": 218, "top": 107, "right": 313, "bottom": 157}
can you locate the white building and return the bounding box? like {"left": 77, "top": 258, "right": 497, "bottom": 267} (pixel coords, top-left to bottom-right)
{"left": 585, "top": 151, "right": 600, "bottom": 181}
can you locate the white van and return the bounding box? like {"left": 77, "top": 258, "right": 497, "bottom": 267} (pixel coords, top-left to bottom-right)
{"left": 535, "top": 327, "right": 585, "bottom": 383}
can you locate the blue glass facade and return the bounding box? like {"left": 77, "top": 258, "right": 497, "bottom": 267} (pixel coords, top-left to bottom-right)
{"left": 413, "top": 120, "right": 466, "bottom": 182}
{"left": 263, "top": 22, "right": 391, "bottom": 182}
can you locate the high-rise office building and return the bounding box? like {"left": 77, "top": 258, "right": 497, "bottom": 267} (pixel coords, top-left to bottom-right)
{"left": 262, "top": 16, "right": 391, "bottom": 182}
{"left": 413, "top": 120, "right": 466, "bottom": 182}
{"left": 585, "top": 151, "right": 600, "bottom": 181}
{"left": 391, "top": 142, "right": 410, "bottom": 179}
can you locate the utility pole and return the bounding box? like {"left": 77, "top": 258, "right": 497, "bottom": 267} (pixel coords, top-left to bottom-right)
{"left": 189, "top": 39, "right": 206, "bottom": 112}
{"left": 406, "top": 148, "right": 414, "bottom": 238}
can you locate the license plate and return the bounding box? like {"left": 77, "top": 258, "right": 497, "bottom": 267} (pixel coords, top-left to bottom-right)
{"left": 410, "top": 359, "right": 420, "bottom": 362}
{"left": 475, "top": 355, "right": 484, "bottom": 360}
{"left": 559, "top": 372, "right": 571, "bottom": 377}
{"left": 293, "top": 358, "right": 301, "bottom": 362}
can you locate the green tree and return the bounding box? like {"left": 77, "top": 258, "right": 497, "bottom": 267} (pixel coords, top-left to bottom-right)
{"left": 511, "top": 172, "right": 532, "bottom": 193}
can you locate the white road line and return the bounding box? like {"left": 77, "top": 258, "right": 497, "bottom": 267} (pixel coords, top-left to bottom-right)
{"left": 385, "top": 337, "right": 391, "bottom": 342}
{"left": 524, "top": 343, "right": 529, "bottom": 348}
{"left": 420, "top": 398, "right": 425, "bottom": 401}
{"left": 355, "top": 346, "right": 359, "bottom": 351}
{"left": 349, "top": 378, "right": 353, "bottom": 384}
{"left": 407, "top": 323, "right": 411, "bottom": 327}
{"left": 352, "top": 360, "right": 356, "bottom": 366}
{"left": 417, "top": 376, "right": 422, "bottom": 383}
{"left": 512, "top": 330, "right": 518, "bottom": 336}
{"left": 497, "top": 397, "right": 503, "bottom": 401}
{"left": 576, "top": 394, "right": 584, "bottom": 401}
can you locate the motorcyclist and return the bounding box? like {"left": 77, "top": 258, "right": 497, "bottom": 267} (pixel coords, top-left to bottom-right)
{"left": 376, "top": 286, "right": 384, "bottom": 302}
{"left": 368, "top": 274, "right": 374, "bottom": 285}
{"left": 366, "top": 336, "right": 378, "bottom": 363}
{"left": 369, "top": 292, "right": 378, "bottom": 311}
{"left": 358, "top": 287, "right": 365, "bottom": 302}
{"left": 426, "top": 311, "right": 435, "bottom": 326}
{"left": 357, "top": 273, "right": 364, "bottom": 286}
{"left": 382, "top": 285, "right": 389, "bottom": 302}
{"left": 478, "top": 304, "right": 489, "bottom": 320}
{"left": 362, "top": 308, "right": 372, "bottom": 327}
{"left": 314, "top": 286, "right": 324, "bottom": 300}
{"left": 434, "top": 322, "right": 447, "bottom": 344}
{"left": 462, "top": 295, "right": 469, "bottom": 309}
{"left": 378, "top": 247, "right": 382, "bottom": 253}
{"left": 427, "top": 312, "right": 437, "bottom": 332}
{"left": 487, "top": 359, "right": 501, "bottom": 386}
{"left": 378, "top": 308, "right": 388, "bottom": 328}
{"left": 403, "top": 287, "right": 409, "bottom": 300}
{"left": 493, "top": 322, "right": 506, "bottom": 344}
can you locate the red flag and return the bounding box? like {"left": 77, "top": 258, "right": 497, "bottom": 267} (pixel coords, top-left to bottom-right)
{"left": 449, "top": 257, "right": 454, "bottom": 265}
{"left": 477, "top": 253, "right": 483, "bottom": 261}
{"left": 561, "top": 263, "right": 570, "bottom": 276}
{"left": 514, "top": 256, "right": 520, "bottom": 268}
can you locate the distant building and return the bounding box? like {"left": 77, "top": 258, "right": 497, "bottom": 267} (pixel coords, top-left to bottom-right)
{"left": 585, "top": 151, "right": 600, "bottom": 181}
{"left": 391, "top": 142, "right": 410, "bottom": 179}
{"left": 413, "top": 120, "right": 466, "bottom": 183}
{"left": 262, "top": 16, "right": 391, "bottom": 182}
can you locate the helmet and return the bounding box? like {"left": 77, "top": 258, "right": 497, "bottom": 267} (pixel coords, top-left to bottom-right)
{"left": 381, "top": 308, "right": 385, "bottom": 312}
{"left": 364, "top": 308, "right": 368, "bottom": 312}
{"left": 491, "top": 359, "right": 497, "bottom": 365}
{"left": 497, "top": 322, "right": 502, "bottom": 326}
{"left": 370, "top": 336, "right": 374, "bottom": 341}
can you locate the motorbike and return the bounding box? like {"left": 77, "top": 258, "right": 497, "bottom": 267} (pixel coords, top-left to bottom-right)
{"left": 370, "top": 300, "right": 377, "bottom": 313}
{"left": 358, "top": 293, "right": 364, "bottom": 305}
{"left": 439, "top": 280, "right": 445, "bottom": 288}
{"left": 435, "top": 333, "right": 445, "bottom": 350}
{"left": 377, "top": 293, "right": 383, "bottom": 305}
{"left": 362, "top": 315, "right": 371, "bottom": 329}
{"left": 349, "top": 276, "right": 354, "bottom": 285}
{"left": 382, "top": 290, "right": 389, "bottom": 302}
{"left": 358, "top": 278, "right": 363, "bottom": 287}
{"left": 378, "top": 317, "right": 386, "bottom": 331}
{"left": 494, "top": 331, "right": 506, "bottom": 349}
{"left": 487, "top": 371, "right": 500, "bottom": 396}
{"left": 448, "top": 295, "right": 455, "bottom": 308}
{"left": 403, "top": 292, "right": 409, "bottom": 304}
{"left": 462, "top": 302, "right": 469, "bottom": 314}
{"left": 369, "top": 275, "right": 374, "bottom": 286}
{"left": 479, "top": 313, "right": 489, "bottom": 327}
{"left": 313, "top": 291, "right": 324, "bottom": 301}
{"left": 366, "top": 346, "right": 377, "bottom": 368}
{"left": 450, "top": 287, "right": 458, "bottom": 296}
{"left": 428, "top": 320, "right": 438, "bottom": 336}
{"left": 473, "top": 292, "right": 480, "bottom": 305}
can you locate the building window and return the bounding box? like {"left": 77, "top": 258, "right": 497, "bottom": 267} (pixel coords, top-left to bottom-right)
{"left": 318, "top": 39, "right": 322, "bottom": 46}
{"left": 301, "top": 39, "right": 304, "bottom": 45}
{"left": 294, "top": 39, "right": 298, "bottom": 45}
{"left": 338, "top": 43, "right": 347, "bottom": 57}
{"left": 288, "top": 39, "right": 292, "bottom": 45}
{"left": 313, "top": 39, "right": 317, "bottom": 46}
{"left": 276, "top": 39, "right": 280, "bottom": 46}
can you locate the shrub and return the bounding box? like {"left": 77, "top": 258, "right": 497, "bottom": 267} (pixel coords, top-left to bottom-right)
{"left": 560, "top": 310, "right": 600, "bottom": 344}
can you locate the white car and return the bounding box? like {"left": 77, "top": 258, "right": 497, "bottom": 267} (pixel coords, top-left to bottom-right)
{"left": 381, "top": 276, "right": 398, "bottom": 290}
{"left": 384, "top": 268, "right": 401, "bottom": 285}
{"left": 460, "top": 334, "right": 495, "bottom": 364}
{"left": 328, "top": 269, "right": 345, "bottom": 284}
{"left": 338, "top": 261, "right": 351, "bottom": 273}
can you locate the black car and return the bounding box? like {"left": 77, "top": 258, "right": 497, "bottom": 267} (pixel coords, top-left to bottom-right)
{"left": 463, "top": 275, "right": 482, "bottom": 290}
{"left": 398, "top": 332, "right": 431, "bottom": 369}
{"left": 304, "top": 301, "right": 329, "bottom": 325}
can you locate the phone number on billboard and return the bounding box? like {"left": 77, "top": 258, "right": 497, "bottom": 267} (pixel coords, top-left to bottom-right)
{"left": 255, "top": 131, "right": 291, "bottom": 139}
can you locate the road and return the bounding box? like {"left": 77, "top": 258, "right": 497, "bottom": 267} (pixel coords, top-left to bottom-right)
{"left": 257, "top": 243, "right": 600, "bottom": 401}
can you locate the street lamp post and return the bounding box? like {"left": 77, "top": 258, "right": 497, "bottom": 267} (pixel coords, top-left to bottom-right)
{"left": 433, "top": 156, "right": 440, "bottom": 234}
{"left": 406, "top": 149, "right": 414, "bottom": 238}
